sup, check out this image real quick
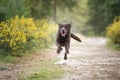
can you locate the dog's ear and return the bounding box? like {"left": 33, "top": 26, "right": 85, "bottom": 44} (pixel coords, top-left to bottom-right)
{"left": 57, "top": 23, "right": 61, "bottom": 27}
{"left": 57, "top": 23, "right": 62, "bottom": 28}
{"left": 67, "top": 23, "right": 71, "bottom": 28}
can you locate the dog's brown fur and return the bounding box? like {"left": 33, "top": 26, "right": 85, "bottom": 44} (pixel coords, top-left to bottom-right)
{"left": 56, "top": 23, "right": 81, "bottom": 60}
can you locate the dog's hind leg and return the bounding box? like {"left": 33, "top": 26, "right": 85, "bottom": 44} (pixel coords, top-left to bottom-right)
{"left": 65, "top": 44, "right": 70, "bottom": 54}
{"left": 64, "top": 53, "right": 67, "bottom": 60}
{"left": 64, "top": 44, "right": 70, "bottom": 60}
{"left": 57, "top": 44, "right": 62, "bottom": 54}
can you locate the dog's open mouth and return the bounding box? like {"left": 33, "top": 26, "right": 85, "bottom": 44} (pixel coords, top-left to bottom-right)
{"left": 61, "top": 31, "right": 66, "bottom": 37}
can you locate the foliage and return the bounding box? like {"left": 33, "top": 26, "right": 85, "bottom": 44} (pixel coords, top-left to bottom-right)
{"left": 29, "top": 0, "right": 77, "bottom": 19}
{"left": 57, "top": 0, "right": 90, "bottom": 34}
{"left": 0, "top": 15, "right": 57, "bottom": 56}
{"left": 87, "top": 0, "right": 120, "bottom": 35}
{"left": 30, "top": 0, "right": 52, "bottom": 19}
{"left": 1, "top": 0, "right": 120, "bottom": 36}
{"left": 106, "top": 17, "right": 120, "bottom": 48}
{"left": 0, "top": 0, "right": 31, "bottom": 21}
{"left": 0, "top": 0, "right": 77, "bottom": 21}
{"left": 107, "top": 41, "right": 120, "bottom": 50}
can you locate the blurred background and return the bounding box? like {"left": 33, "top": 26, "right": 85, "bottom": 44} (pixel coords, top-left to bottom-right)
{"left": 0, "top": 0, "right": 120, "bottom": 55}
{"left": 0, "top": 0, "right": 120, "bottom": 35}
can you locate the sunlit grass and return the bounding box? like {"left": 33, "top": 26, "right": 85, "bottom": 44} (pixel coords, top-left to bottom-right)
{"left": 26, "top": 69, "right": 64, "bottom": 80}
{"left": 24, "top": 60, "right": 65, "bottom": 80}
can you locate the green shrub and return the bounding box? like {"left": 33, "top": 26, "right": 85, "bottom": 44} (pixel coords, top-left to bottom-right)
{"left": 0, "top": 15, "right": 57, "bottom": 55}
{"left": 106, "top": 17, "right": 120, "bottom": 47}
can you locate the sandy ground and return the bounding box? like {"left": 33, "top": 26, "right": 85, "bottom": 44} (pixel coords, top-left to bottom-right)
{"left": 0, "top": 36, "right": 120, "bottom": 80}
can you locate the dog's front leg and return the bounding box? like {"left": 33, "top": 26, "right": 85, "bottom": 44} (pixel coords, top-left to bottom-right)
{"left": 57, "top": 44, "right": 62, "bottom": 54}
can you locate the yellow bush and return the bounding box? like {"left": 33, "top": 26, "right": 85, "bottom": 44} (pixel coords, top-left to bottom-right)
{"left": 0, "top": 15, "right": 57, "bottom": 53}
{"left": 0, "top": 17, "right": 27, "bottom": 50}
{"left": 106, "top": 16, "right": 120, "bottom": 45}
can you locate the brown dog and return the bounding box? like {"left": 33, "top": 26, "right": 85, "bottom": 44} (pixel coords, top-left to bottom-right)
{"left": 56, "top": 23, "right": 81, "bottom": 60}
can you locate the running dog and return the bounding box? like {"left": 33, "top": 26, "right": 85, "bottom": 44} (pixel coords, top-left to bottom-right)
{"left": 56, "top": 23, "right": 81, "bottom": 60}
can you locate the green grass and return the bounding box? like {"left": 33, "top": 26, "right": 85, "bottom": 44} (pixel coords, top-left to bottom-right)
{"left": 107, "top": 41, "right": 120, "bottom": 51}
{"left": 0, "top": 54, "right": 20, "bottom": 63}
{"left": 0, "top": 49, "right": 36, "bottom": 64}
{"left": 24, "top": 60, "right": 65, "bottom": 80}
{"left": 26, "top": 68, "right": 64, "bottom": 80}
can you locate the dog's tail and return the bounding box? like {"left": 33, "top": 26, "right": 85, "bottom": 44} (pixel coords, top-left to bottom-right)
{"left": 71, "top": 33, "right": 81, "bottom": 42}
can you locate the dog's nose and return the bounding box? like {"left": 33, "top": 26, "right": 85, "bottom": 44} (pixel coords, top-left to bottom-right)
{"left": 62, "top": 30, "right": 65, "bottom": 32}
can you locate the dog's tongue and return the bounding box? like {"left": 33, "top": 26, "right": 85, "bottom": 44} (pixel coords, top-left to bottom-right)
{"left": 61, "top": 32, "right": 66, "bottom": 37}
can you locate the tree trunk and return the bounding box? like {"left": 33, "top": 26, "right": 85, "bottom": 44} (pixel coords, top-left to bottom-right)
{"left": 53, "top": 0, "right": 57, "bottom": 23}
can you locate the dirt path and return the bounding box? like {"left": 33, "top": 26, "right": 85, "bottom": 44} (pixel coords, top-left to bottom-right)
{"left": 55, "top": 36, "right": 120, "bottom": 80}
{"left": 0, "top": 36, "right": 120, "bottom": 80}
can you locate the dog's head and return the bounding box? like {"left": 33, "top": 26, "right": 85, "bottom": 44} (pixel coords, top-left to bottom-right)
{"left": 58, "top": 23, "right": 71, "bottom": 37}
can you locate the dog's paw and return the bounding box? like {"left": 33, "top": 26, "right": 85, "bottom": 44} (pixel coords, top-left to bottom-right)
{"left": 64, "top": 56, "right": 67, "bottom": 60}
{"left": 64, "top": 53, "right": 68, "bottom": 60}
{"left": 56, "top": 50, "right": 60, "bottom": 54}
{"left": 57, "top": 48, "right": 62, "bottom": 54}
